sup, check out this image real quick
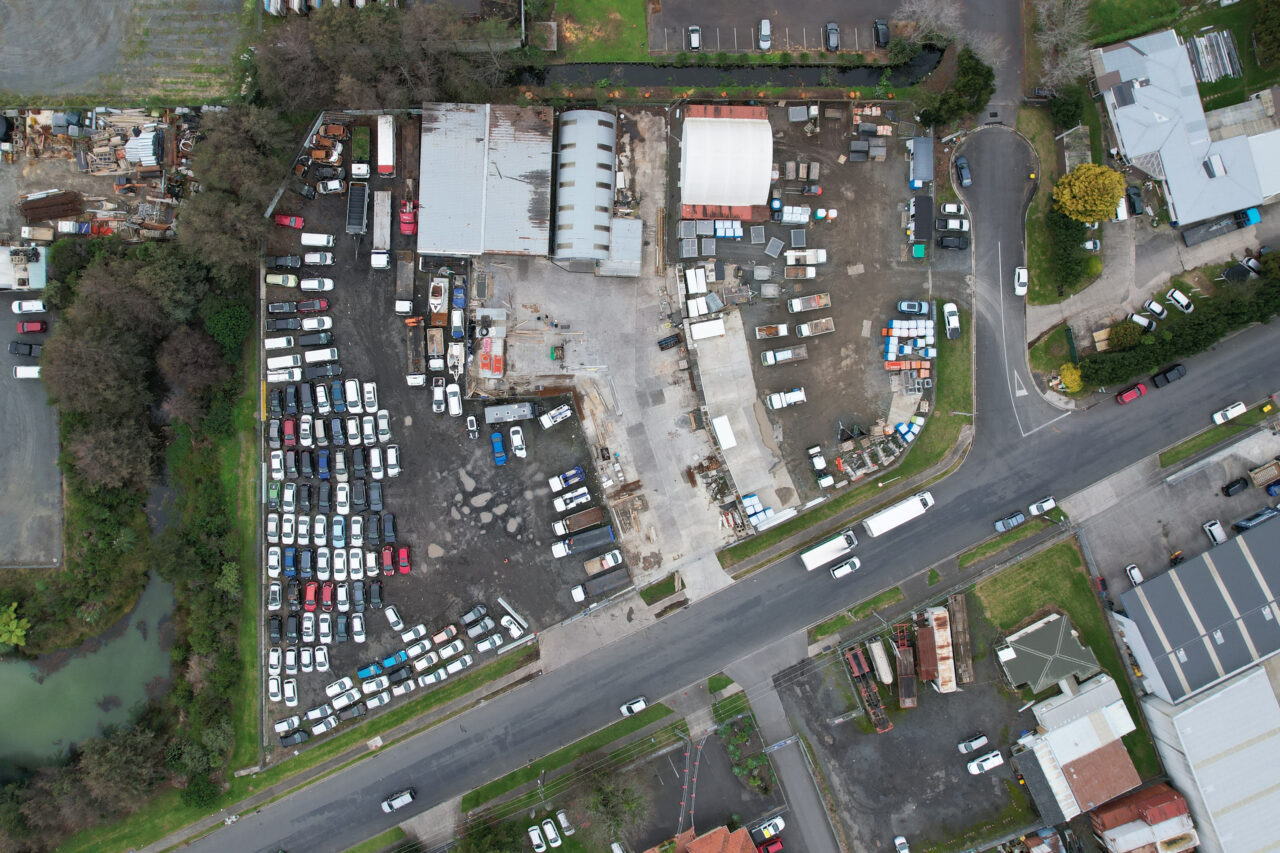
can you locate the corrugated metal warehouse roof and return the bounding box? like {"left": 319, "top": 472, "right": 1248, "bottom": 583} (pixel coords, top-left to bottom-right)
{"left": 416, "top": 103, "right": 552, "bottom": 257}
{"left": 1116, "top": 518, "right": 1280, "bottom": 704}
{"left": 552, "top": 110, "right": 616, "bottom": 261}
{"left": 1144, "top": 667, "right": 1280, "bottom": 852}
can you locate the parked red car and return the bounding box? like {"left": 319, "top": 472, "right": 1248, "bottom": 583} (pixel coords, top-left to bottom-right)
{"left": 298, "top": 299, "right": 329, "bottom": 314}
{"left": 381, "top": 545, "right": 394, "bottom": 576}
{"left": 274, "top": 214, "right": 305, "bottom": 229}
{"left": 397, "top": 546, "right": 411, "bottom": 575}
{"left": 283, "top": 417, "right": 297, "bottom": 448}
{"left": 304, "top": 581, "right": 318, "bottom": 612}
{"left": 399, "top": 200, "right": 418, "bottom": 236}
{"left": 1115, "top": 383, "right": 1147, "bottom": 405}
{"left": 15, "top": 321, "right": 47, "bottom": 334}
{"left": 320, "top": 581, "right": 334, "bottom": 612}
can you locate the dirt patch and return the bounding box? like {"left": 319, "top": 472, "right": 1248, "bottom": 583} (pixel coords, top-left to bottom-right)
{"left": 559, "top": 12, "right": 627, "bottom": 52}
{"left": 921, "top": 43, "right": 959, "bottom": 95}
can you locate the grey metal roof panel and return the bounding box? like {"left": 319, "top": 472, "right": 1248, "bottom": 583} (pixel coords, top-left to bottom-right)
{"left": 1120, "top": 520, "right": 1280, "bottom": 703}
{"left": 417, "top": 104, "right": 488, "bottom": 256}
{"left": 485, "top": 105, "right": 553, "bottom": 255}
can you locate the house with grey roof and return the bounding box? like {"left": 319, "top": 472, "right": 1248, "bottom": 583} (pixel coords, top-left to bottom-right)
{"left": 1091, "top": 29, "right": 1264, "bottom": 225}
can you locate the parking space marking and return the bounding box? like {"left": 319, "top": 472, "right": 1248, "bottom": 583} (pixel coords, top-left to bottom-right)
{"left": 861, "top": 320, "right": 872, "bottom": 338}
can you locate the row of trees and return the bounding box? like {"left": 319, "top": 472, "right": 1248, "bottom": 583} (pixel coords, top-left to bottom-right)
{"left": 1082, "top": 262, "right": 1280, "bottom": 386}
{"left": 1257, "top": 0, "right": 1280, "bottom": 69}
{"left": 0, "top": 102, "right": 273, "bottom": 849}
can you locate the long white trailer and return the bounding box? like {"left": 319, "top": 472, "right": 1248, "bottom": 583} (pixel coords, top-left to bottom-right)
{"left": 862, "top": 491, "right": 935, "bottom": 538}
{"left": 800, "top": 528, "right": 858, "bottom": 570}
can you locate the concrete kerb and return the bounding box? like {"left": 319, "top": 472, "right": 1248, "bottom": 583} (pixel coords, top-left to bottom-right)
{"left": 140, "top": 657, "right": 544, "bottom": 853}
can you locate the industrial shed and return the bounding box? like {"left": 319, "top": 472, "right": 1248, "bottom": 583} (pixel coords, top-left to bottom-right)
{"left": 416, "top": 103, "right": 552, "bottom": 257}
{"left": 678, "top": 105, "right": 772, "bottom": 214}
{"left": 552, "top": 110, "right": 616, "bottom": 261}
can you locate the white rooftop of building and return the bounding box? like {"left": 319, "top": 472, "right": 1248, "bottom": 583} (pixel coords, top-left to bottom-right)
{"left": 678, "top": 116, "right": 772, "bottom": 207}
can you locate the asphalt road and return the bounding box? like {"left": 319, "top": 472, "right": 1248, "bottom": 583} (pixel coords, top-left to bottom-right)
{"left": 199, "top": 302, "right": 1280, "bottom": 852}
{"left": 960, "top": 128, "right": 1070, "bottom": 439}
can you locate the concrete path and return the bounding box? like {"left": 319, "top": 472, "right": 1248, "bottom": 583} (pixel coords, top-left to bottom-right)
{"left": 726, "top": 637, "right": 840, "bottom": 853}
{"left": 1026, "top": 216, "right": 1280, "bottom": 343}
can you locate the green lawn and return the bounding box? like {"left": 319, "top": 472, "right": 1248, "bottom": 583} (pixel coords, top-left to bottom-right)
{"left": 707, "top": 673, "right": 734, "bottom": 693}
{"left": 974, "top": 542, "right": 1161, "bottom": 779}
{"left": 927, "top": 568, "right": 941, "bottom": 586}
{"left": 228, "top": 351, "right": 262, "bottom": 772}
{"left": 810, "top": 612, "right": 854, "bottom": 643}
{"left": 1179, "top": 0, "right": 1280, "bottom": 110}
{"left": 1090, "top": 0, "right": 1179, "bottom": 45}
{"left": 344, "top": 827, "right": 406, "bottom": 853}
{"left": 459, "top": 702, "right": 673, "bottom": 811}
{"left": 957, "top": 518, "right": 1052, "bottom": 568}
{"left": 61, "top": 648, "right": 539, "bottom": 853}
{"left": 638, "top": 572, "right": 678, "bottom": 604}
{"left": 1019, "top": 107, "right": 1062, "bottom": 306}
{"left": 1079, "top": 88, "right": 1104, "bottom": 165}
{"left": 555, "top": 0, "right": 648, "bottom": 62}
{"left": 719, "top": 305, "right": 972, "bottom": 569}
{"left": 1159, "top": 405, "right": 1270, "bottom": 467}
{"left": 713, "top": 692, "right": 751, "bottom": 724}
{"left": 851, "top": 586, "right": 904, "bottom": 621}
{"left": 1028, "top": 323, "right": 1073, "bottom": 375}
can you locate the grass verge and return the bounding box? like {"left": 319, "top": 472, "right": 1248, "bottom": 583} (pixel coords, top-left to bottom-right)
{"left": 718, "top": 305, "right": 972, "bottom": 569}
{"left": 929, "top": 778, "right": 1037, "bottom": 852}
{"left": 229, "top": 353, "right": 262, "bottom": 771}
{"left": 927, "top": 568, "right": 941, "bottom": 586}
{"left": 638, "top": 572, "right": 678, "bottom": 605}
{"left": 459, "top": 702, "right": 673, "bottom": 811}
{"left": 713, "top": 692, "right": 751, "bottom": 724}
{"left": 810, "top": 612, "right": 853, "bottom": 644}
{"left": 1028, "top": 324, "right": 1072, "bottom": 374}
{"left": 974, "top": 542, "right": 1161, "bottom": 778}
{"left": 707, "top": 673, "right": 734, "bottom": 693}
{"left": 1019, "top": 106, "right": 1062, "bottom": 306}
{"left": 957, "top": 518, "right": 1052, "bottom": 569}
{"left": 851, "top": 586, "right": 904, "bottom": 621}
{"left": 555, "top": 0, "right": 649, "bottom": 62}
{"left": 345, "top": 827, "right": 406, "bottom": 853}
{"left": 1159, "top": 406, "right": 1269, "bottom": 467}
{"left": 61, "top": 648, "right": 538, "bottom": 853}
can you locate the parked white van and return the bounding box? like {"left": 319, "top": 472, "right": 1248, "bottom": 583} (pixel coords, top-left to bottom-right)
{"left": 12, "top": 365, "right": 41, "bottom": 379}
{"left": 267, "top": 354, "right": 303, "bottom": 370}
{"left": 300, "top": 232, "right": 335, "bottom": 248}
{"left": 303, "top": 347, "right": 339, "bottom": 365}
{"left": 264, "top": 335, "right": 295, "bottom": 350}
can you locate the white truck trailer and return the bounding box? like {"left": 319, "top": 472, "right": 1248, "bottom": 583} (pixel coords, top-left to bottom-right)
{"left": 370, "top": 190, "right": 392, "bottom": 269}
{"left": 800, "top": 528, "right": 858, "bottom": 570}
{"left": 862, "top": 491, "right": 935, "bottom": 537}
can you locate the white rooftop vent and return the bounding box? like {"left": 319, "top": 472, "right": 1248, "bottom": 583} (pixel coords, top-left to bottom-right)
{"left": 1204, "top": 153, "right": 1226, "bottom": 177}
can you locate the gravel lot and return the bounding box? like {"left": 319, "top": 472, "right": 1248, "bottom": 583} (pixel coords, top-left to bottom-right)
{"left": 261, "top": 116, "right": 616, "bottom": 730}
{"left": 776, "top": 609, "right": 1035, "bottom": 851}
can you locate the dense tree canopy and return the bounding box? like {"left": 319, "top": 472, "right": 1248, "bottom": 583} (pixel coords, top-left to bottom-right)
{"left": 1053, "top": 163, "right": 1126, "bottom": 222}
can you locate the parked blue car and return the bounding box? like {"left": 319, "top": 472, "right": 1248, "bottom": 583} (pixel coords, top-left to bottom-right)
{"left": 357, "top": 662, "right": 383, "bottom": 679}
{"left": 490, "top": 432, "right": 507, "bottom": 466}
{"left": 331, "top": 516, "right": 346, "bottom": 549}
{"left": 317, "top": 449, "right": 330, "bottom": 480}
{"left": 451, "top": 284, "right": 466, "bottom": 309}
{"left": 330, "top": 380, "right": 346, "bottom": 413}
{"left": 283, "top": 546, "right": 297, "bottom": 577}
{"left": 381, "top": 650, "right": 409, "bottom": 669}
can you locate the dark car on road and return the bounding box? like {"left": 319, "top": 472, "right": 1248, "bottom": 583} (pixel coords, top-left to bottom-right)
{"left": 382, "top": 512, "right": 397, "bottom": 544}
{"left": 954, "top": 155, "right": 973, "bottom": 188}
{"left": 279, "top": 729, "right": 309, "bottom": 747}
{"left": 266, "top": 318, "right": 302, "bottom": 331}
{"left": 267, "top": 255, "right": 303, "bottom": 270}
{"left": 825, "top": 22, "right": 840, "bottom": 51}
{"left": 304, "top": 364, "right": 343, "bottom": 380}
{"left": 937, "top": 235, "right": 970, "bottom": 250}
{"left": 299, "top": 331, "right": 333, "bottom": 347}
{"left": 1151, "top": 363, "right": 1185, "bottom": 388}
{"left": 269, "top": 615, "right": 282, "bottom": 643}
{"left": 268, "top": 301, "right": 298, "bottom": 315}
